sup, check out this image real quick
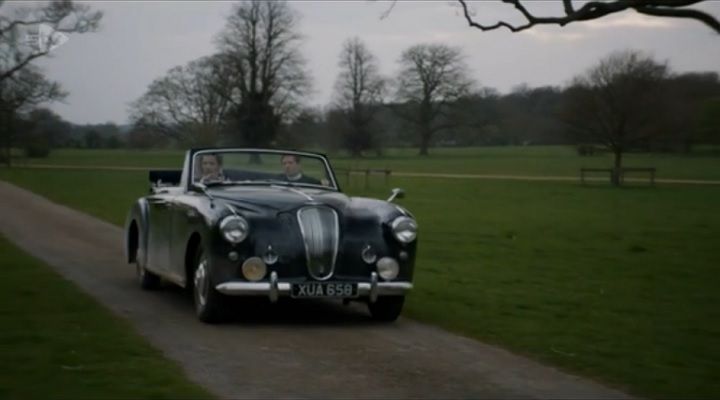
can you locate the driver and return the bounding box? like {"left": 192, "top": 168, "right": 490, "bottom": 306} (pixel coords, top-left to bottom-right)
{"left": 279, "top": 154, "right": 320, "bottom": 185}
{"left": 197, "top": 153, "right": 225, "bottom": 183}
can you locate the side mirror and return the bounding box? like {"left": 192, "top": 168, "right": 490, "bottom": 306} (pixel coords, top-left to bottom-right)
{"left": 190, "top": 182, "right": 215, "bottom": 207}
{"left": 387, "top": 188, "right": 405, "bottom": 203}
{"left": 190, "top": 182, "right": 207, "bottom": 192}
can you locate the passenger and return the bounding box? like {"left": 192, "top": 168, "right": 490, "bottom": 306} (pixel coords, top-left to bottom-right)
{"left": 279, "top": 154, "right": 321, "bottom": 185}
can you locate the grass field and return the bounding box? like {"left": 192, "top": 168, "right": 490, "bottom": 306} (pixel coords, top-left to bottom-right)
{"left": 0, "top": 235, "right": 213, "bottom": 399}
{"left": 2, "top": 146, "right": 720, "bottom": 399}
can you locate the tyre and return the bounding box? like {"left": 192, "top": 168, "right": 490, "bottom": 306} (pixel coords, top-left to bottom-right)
{"left": 367, "top": 295, "right": 405, "bottom": 322}
{"left": 136, "top": 250, "right": 161, "bottom": 290}
{"left": 192, "top": 248, "right": 226, "bottom": 323}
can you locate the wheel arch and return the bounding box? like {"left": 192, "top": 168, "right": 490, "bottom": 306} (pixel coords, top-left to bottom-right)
{"left": 127, "top": 220, "right": 139, "bottom": 263}
{"left": 124, "top": 198, "right": 149, "bottom": 264}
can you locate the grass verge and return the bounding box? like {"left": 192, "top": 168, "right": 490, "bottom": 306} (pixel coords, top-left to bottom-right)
{"left": 0, "top": 235, "right": 213, "bottom": 399}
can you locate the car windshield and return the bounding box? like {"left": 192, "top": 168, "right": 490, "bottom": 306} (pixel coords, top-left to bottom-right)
{"left": 191, "top": 150, "right": 336, "bottom": 190}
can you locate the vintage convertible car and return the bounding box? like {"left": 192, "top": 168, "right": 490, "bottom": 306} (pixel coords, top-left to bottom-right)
{"left": 124, "top": 148, "right": 417, "bottom": 323}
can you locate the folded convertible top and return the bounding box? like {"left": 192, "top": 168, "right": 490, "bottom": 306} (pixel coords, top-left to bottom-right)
{"left": 148, "top": 170, "right": 181, "bottom": 186}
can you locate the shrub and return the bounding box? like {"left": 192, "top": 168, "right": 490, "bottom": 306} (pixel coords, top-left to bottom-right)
{"left": 23, "top": 136, "right": 51, "bottom": 158}
{"left": 576, "top": 144, "right": 597, "bottom": 156}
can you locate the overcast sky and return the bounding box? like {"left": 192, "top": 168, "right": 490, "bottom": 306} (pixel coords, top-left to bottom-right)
{"left": 21, "top": 0, "right": 720, "bottom": 125}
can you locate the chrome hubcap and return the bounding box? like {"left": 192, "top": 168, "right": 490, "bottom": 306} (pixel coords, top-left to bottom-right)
{"left": 136, "top": 249, "right": 145, "bottom": 282}
{"left": 194, "top": 258, "right": 209, "bottom": 310}
{"left": 136, "top": 262, "right": 145, "bottom": 282}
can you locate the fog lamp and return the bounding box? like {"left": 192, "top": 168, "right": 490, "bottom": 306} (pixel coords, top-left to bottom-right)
{"left": 242, "top": 257, "right": 267, "bottom": 282}
{"left": 377, "top": 257, "right": 399, "bottom": 281}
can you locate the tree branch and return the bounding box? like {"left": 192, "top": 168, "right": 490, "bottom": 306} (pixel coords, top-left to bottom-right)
{"left": 0, "top": 50, "right": 50, "bottom": 82}
{"left": 1, "top": 1, "right": 103, "bottom": 83}
{"left": 379, "top": 0, "right": 398, "bottom": 20}
{"left": 635, "top": 5, "right": 720, "bottom": 33}
{"left": 457, "top": 0, "right": 720, "bottom": 34}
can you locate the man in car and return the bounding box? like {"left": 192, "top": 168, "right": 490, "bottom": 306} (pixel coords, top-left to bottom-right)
{"left": 197, "top": 153, "right": 225, "bottom": 183}
{"left": 280, "top": 154, "right": 321, "bottom": 185}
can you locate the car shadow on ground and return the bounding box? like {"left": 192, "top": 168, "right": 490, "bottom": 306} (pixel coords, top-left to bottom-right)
{"left": 154, "top": 280, "right": 388, "bottom": 327}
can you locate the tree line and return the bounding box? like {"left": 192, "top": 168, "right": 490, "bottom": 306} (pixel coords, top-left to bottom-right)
{"left": 124, "top": 0, "right": 720, "bottom": 161}
{"left": 1, "top": 1, "right": 719, "bottom": 169}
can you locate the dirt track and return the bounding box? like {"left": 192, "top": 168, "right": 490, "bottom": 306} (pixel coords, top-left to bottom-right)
{"left": 0, "top": 180, "right": 633, "bottom": 399}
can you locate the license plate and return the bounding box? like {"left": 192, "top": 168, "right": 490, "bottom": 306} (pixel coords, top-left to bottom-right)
{"left": 291, "top": 282, "right": 358, "bottom": 298}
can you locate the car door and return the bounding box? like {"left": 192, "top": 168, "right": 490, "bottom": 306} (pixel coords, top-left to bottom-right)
{"left": 146, "top": 190, "right": 175, "bottom": 275}
{"left": 167, "top": 192, "right": 203, "bottom": 285}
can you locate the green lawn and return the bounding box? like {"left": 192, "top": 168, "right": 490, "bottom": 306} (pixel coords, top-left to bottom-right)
{"left": 0, "top": 235, "right": 213, "bottom": 399}
{"left": 2, "top": 147, "right": 720, "bottom": 398}
{"left": 11, "top": 146, "right": 720, "bottom": 180}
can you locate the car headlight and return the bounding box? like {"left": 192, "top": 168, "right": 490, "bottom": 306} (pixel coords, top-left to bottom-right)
{"left": 390, "top": 216, "right": 417, "bottom": 244}
{"left": 219, "top": 215, "right": 249, "bottom": 244}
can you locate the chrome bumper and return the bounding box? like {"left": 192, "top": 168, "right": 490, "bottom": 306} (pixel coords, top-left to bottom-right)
{"left": 215, "top": 272, "right": 412, "bottom": 303}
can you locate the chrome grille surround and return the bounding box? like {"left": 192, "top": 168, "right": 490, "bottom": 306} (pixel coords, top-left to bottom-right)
{"left": 296, "top": 206, "right": 339, "bottom": 281}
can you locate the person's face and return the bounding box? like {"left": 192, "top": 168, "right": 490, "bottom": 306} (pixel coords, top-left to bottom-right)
{"left": 282, "top": 156, "right": 301, "bottom": 176}
{"left": 201, "top": 155, "right": 220, "bottom": 177}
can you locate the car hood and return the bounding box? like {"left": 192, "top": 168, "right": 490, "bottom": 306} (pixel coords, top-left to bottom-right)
{"left": 209, "top": 185, "right": 400, "bottom": 220}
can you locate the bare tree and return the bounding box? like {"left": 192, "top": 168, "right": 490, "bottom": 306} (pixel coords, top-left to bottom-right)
{"left": 0, "top": 65, "right": 66, "bottom": 165}
{"left": 129, "top": 55, "right": 230, "bottom": 146}
{"left": 0, "top": 1, "right": 101, "bottom": 164}
{"left": 214, "top": 0, "right": 310, "bottom": 148}
{"left": 0, "top": 0, "right": 102, "bottom": 83}
{"left": 394, "top": 44, "right": 474, "bottom": 156}
{"left": 332, "top": 37, "right": 386, "bottom": 156}
{"left": 456, "top": 0, "right": 719, "bottom": 34}
{"left": 561, "top": 49, "right": 670, "bottom": 186}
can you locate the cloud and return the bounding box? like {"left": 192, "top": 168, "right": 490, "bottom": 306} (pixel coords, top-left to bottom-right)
{"left": 583, "top": 12, "right": 678, "bottom": 30}
{"left": 514, "top": 10, "right": 677, "bottom": 43}
{"left": 521, "top": 29, "right": 587, "bottom": 43}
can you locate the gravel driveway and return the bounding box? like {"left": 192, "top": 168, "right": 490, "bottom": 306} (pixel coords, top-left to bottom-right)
{"left": 0, "top": 180, "right": 632, "bottom": 399}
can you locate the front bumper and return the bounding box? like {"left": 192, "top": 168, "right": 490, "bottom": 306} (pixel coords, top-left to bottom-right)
{"left": 215, "top": 272, "right": 412, "bottom": 303}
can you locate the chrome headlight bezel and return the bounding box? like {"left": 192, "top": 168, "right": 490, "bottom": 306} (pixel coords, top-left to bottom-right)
{"left": 390, "top": 216, "right": 417, "bottom": 244}
{"left": 219, "top": 215, "right": 249, "bottom": 244}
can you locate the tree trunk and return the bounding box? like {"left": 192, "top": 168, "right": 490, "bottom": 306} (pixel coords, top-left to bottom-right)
{"left": 419, "top": 137, "right": 429, "bottom": 156}
{"left": 1, "top": 111, "right": 12, "bottom": 167}
{"left": 418, "top": 102, "right": 432, "bottom": 156}
{"left": 418, "top": 125, "right": 431, "bottom": 156}
{"left": 612, "top": 148, "right": 623, "bottom": 186}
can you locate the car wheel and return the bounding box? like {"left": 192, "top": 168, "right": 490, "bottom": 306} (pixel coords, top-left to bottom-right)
{"left": 367, "top": 295, "right": 405, "bottom": 322}
{"left": 192, "top": 249, "right": 226, "bottom": 323}
{"left": 136, "top": 250, "right": 160, "bottom": 290}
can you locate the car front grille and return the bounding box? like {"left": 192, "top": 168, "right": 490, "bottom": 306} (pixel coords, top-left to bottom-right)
{"left": 297, "top": 206, "right": 339, "bottom": 280}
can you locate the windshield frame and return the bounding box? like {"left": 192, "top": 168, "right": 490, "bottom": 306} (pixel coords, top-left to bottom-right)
{"left": 188, "top": 148, "right": 340, "bottom": 192}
